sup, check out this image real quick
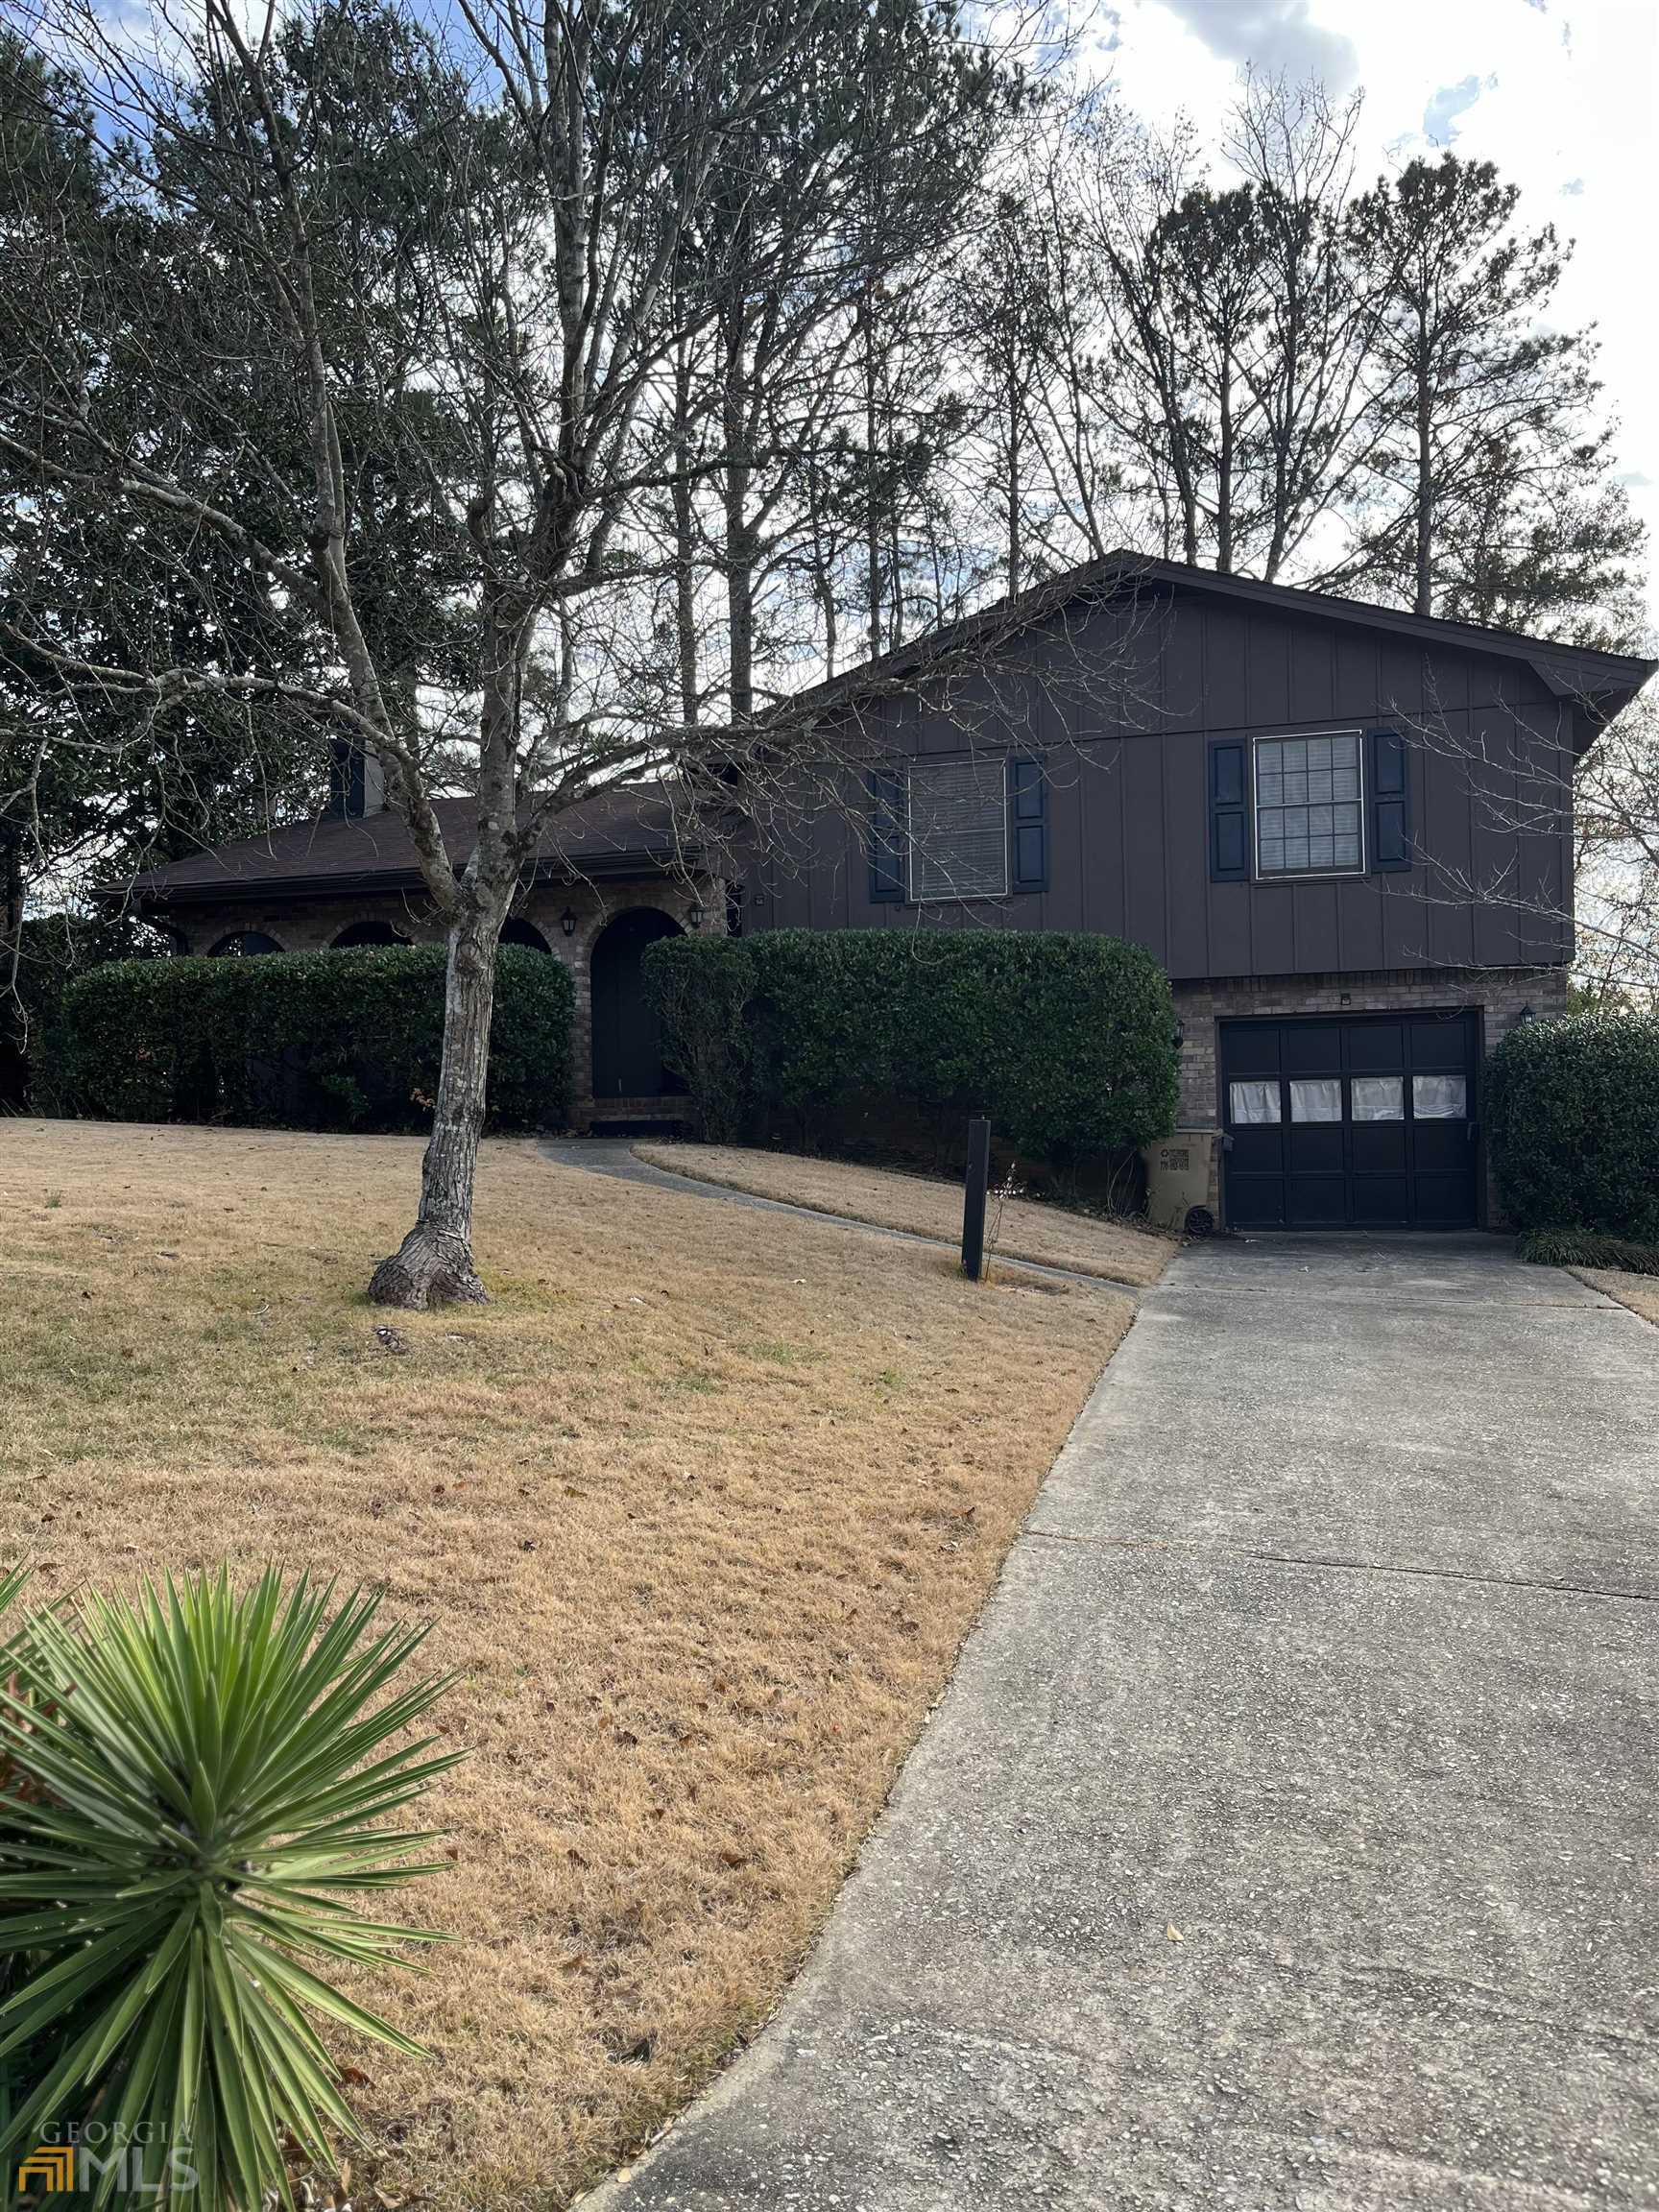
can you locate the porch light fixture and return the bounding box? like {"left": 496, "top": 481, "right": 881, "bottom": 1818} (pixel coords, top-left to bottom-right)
{"left": 687, "top": 901, "right": 706, "bottom": 929}
{"left": 1518, "top": 1003, "right": 1536, "bottom": 1023}
{"left": 560, "top": 907, "right": 577, "bottom": 937}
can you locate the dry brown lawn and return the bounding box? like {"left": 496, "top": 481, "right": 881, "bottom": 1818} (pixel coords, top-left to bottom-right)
{"left": 1575, "top": 1266, "right": 1659, "bottom": 1327}
{"left": 0, "top": 1120, "right": 1132, "bottom": 2209}
{"left": 632, "top": 1140, "right": 1175, "bottom": 1287}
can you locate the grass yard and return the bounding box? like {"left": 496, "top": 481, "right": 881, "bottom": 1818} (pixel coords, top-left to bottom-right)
{"left": 632, "top": 1140, "right": 1176, "bottom": 1287}
{"left": 1575, "top": 1267, "right": 1659, "bottom": 1327}
{"left": 0, "top": 1120, "right": 1132, "bottom": 2209}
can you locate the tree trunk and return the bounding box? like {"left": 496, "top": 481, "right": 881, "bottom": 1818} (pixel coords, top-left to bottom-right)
{"left": 672, "top": 338, "right": 700, "bottom": 732}
{"left": 723, "top": 340, "right": 755, "bottom": 723}
{"left": 1414, "top": 306, "right": 1433, "bottom": 617}
{"left": 369, "top": 907, "right": 499, "bottom": 1309}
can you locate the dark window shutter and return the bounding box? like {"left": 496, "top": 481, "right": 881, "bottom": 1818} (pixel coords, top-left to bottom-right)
{"left": 1209, "top": 740, "right": 1249, "bottom": 881}
{"left": 1370, "top": 728, "right": 1411, "bottom": 871}
{"left": 866, "top": 768, "right": 905, "bottom": 902}
{"left": 1009, "top": 758, "right": 1048, "bottom": 891}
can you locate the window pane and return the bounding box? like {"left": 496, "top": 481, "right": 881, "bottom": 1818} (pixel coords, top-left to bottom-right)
{"left": 1412, "top": 1074, "right": 1467, "bottom": 1120}
{"left": 1255, "top": 735, "right": 1363, "bottom": 876}
{"left": 1352, "top": 1075, "right": 1404, "bottom": 1121}
{"left": 1289, "top": 1078, "right": 1342, "bottom": 1122}
{"left": 906, "top": 757, "right": 1008, "bottom": 902}
{"left": 1229, "top": 1080, "right": 1281, "bottom": 1125}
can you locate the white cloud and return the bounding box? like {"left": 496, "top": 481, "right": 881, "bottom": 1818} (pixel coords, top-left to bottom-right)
{"left": 1145, "top": 0, "right": 1358, "bottom": 88}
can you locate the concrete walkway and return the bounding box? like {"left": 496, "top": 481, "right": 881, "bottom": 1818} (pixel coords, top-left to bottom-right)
{"left": 589, "top": 1236, "right": 1659, "bottom": 2212}
{"left": 538, "top": 1137, "right": 1152, "bottom": 1296}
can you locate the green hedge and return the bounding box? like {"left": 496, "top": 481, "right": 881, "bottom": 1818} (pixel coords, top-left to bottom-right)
{"left": 2, "top": 913, "right": 168, "bottom": 1111}
{"left": 643, "top": 928, "right": 1178, "bottom": 1164}
{"left": 1487, "top": 1011, "right": 1659, "bottom": 1240}
{"left": 52, "top": 944, "right": 572, "bottom": 1132}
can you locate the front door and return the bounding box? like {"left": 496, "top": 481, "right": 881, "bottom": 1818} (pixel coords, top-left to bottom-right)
{"left": 589, "top": 908, "right": 684, "bottom": 1100}
{"left": 1221, "top": 1013, "right": 1480, "bottom": 1230}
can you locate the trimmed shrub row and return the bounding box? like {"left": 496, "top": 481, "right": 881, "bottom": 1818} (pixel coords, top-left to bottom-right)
{"left": 52, "top": 944, "right": 572, "bottom": 1132}
{"left": 1, "top": 912, "right": 165, "bottom": 1111}
{"left": 642, "top": 927, "right": 1178, "bottom": 1166}
{"left": 1487, "top": 1010, "right": 1659, "bottom": 1241}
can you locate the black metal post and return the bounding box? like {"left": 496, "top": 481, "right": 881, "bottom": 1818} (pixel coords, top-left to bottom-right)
{"left": 961, "top": 1115, "right": 991, "bottom": 1281}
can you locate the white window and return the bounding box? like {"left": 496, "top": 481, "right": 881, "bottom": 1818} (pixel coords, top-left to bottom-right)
{"left": 1352, "top": 1075, "right": 1405, "bottom": 1121}
{"left": 906, "top": 757, "right": 1009, "bottom": 902}
{"left": 1229, "top": 1080, "right": 1282, "bottom": 1125}
{"left": 1289, "top": 1078, "right": 1342, "bottom": 1123}
{"left": 1255, "top": 732, "right": 1364, "bottom": 878}
{"left": 1412, "top": 1074, "right": 1467, "bottom": 1119}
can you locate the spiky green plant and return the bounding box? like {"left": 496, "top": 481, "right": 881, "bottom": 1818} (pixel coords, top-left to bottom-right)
{"left": 0, "top": 1569, "right": 459, "bottom": 2209}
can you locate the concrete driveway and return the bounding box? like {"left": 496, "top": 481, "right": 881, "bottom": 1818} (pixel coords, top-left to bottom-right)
{"left": 591, "top": 1237, "right": 1659, "bottom": 2212}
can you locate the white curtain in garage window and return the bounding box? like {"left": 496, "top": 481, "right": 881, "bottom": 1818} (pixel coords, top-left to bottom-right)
{"left": 1352, "top": 1075, "right": 1405, "bottom": 1121}
{"left": 1289, "top": 1078, "right": 1342, "bottom": 1122}
{"left": 1412, "top": 1074, "right": 1467, "bottom": 1119}
{"left": 1229, "top": 1080, "right": 1282, "bottom": 1124}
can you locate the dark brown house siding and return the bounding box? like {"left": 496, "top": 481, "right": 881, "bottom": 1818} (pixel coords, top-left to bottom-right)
{"left": 746, "top": 586, "right": 1578, "bottom": 982}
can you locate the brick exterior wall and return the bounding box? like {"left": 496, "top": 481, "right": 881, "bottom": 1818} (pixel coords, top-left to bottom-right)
{"left": 167, "top": 874, "right": 721, "bottom": 1129}
{"left": 1169, "top": 963, "right": 1569, "bottom": 1228}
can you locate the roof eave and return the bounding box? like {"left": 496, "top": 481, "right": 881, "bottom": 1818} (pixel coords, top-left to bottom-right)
{"left": 104, "top": 843, "right": 694, "bottom": 909}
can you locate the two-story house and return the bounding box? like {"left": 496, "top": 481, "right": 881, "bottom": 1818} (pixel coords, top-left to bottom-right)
{"left": 118, "top": 556, "right": 1654, "bottom": 1232}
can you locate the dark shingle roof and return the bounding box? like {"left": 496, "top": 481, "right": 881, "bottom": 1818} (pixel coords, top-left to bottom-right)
{"left": 117, "top": 784, "right": 690, "bottom": 907}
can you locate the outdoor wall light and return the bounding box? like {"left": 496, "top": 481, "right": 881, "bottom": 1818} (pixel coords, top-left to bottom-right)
{"left": 560, "top": 907, "right": 577, "bottom": 937}
{"left": 687, "top": 901, "right": 707, "bottom": 929}
{"left": 1518, "top": 1003, "right": 1536, "bottom": 1023}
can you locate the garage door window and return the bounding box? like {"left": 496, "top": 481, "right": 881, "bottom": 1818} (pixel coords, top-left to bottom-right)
{"left": 1229, "top": 1079, "right": 1281, "bottom": 1124}
{"left": 1412, "top": 1073, "right": 1467, "bottom": 1119}
{"left": 1289, "top": 1078, "right": 1342, "bottom": 1121}
{"left": 1351, "top": 1075, "right": 1405, "bottom": 1120}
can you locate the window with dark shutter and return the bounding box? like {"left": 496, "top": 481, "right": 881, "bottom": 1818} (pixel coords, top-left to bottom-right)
{"left": 1254, "top": 731, "right": 1364, "bottom": 876}
{"left": 1209, "top": 739, "right": 1249, "bottom": 881}
{"left": 1008, "top": 758, "right": 1048, "bottom": 892}
{"left": 1369, "top": 728, "right": 1412, "bottom": 871}
{"left": 906, "top": 756, "right": 1009, "bottom": 902}
{"left": 866, "top": 768, "right": 905, "bottom": 902}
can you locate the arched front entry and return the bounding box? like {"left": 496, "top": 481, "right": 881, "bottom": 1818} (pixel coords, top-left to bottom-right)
{"left": 589, "top": 908, "right": 683, "bottom": 1100}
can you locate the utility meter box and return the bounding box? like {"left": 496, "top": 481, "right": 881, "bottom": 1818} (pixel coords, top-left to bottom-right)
{"left": 1142, "top": 1129, "right": 1220, "bottom": 1237}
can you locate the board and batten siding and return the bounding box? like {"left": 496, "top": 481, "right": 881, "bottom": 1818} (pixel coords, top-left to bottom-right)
{"left": 746, "top": 588, "right": 1576, "bottom": 980}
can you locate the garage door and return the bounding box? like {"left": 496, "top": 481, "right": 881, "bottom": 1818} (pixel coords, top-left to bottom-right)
{"left": 1221, "top": 1013, "right": 1480, "bottom": 1230}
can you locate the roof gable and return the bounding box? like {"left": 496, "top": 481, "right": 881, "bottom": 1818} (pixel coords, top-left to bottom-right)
{"left": 791, "top": 551, "right": 1655, "bottom": 741}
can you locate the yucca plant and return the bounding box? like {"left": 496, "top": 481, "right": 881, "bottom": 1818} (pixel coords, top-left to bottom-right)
{"left": 0, "top": 1568, "right": 459, "bottom": 2209}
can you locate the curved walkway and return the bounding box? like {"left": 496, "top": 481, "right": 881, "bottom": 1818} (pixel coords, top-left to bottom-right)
{"left": 582, "top": 1234, "right": 1659, "bottom": 2211}
{"left": 537, "top": 1137, "right": 1153, "bottom": 1297}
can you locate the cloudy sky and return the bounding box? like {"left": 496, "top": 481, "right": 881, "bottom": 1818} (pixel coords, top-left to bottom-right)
{"left": 1087, "top": 0, "right": 1658, "bottom": 629}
